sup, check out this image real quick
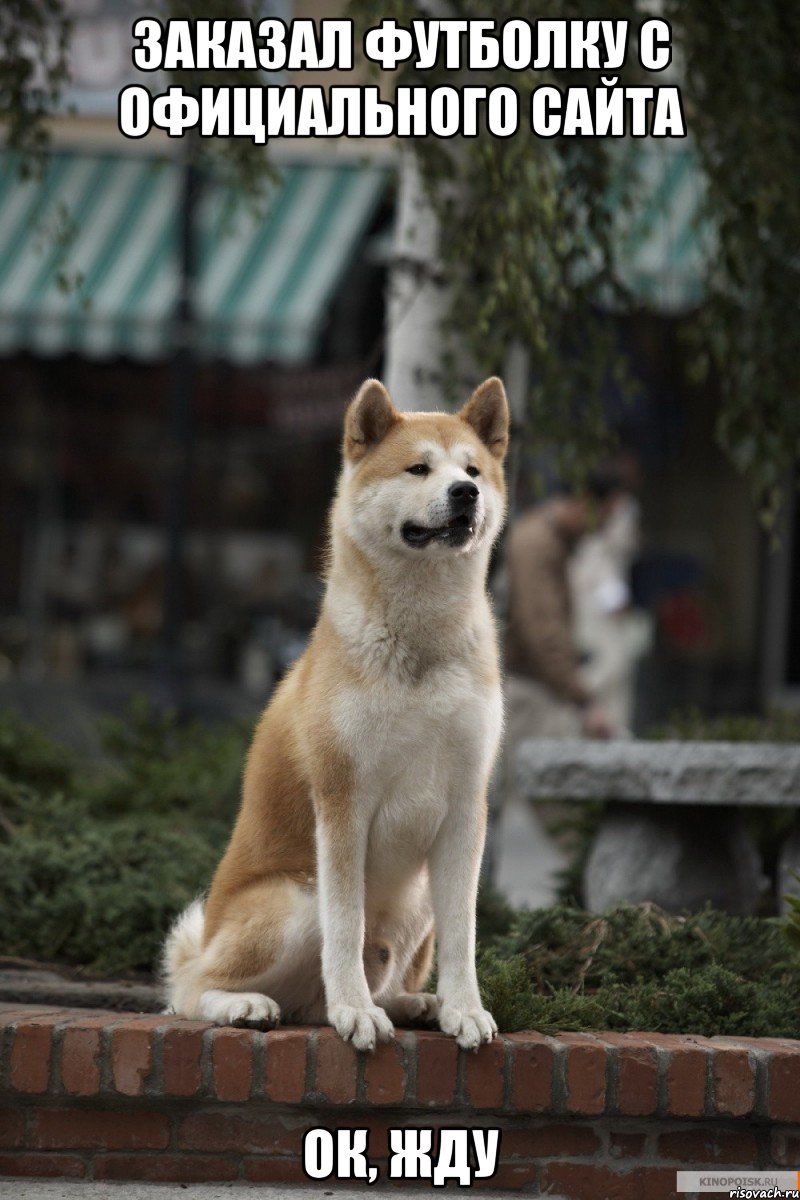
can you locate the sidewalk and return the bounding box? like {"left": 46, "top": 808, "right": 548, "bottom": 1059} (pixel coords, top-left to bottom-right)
{"left": 493, "top": 796, "right": 567, "bottom": 909}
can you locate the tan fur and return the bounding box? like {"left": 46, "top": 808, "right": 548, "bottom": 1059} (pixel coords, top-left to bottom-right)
{"left": 403, "top": 928, "right": 436, "bottom": 993}
{"left": 164, "top": 377, "right": 509, "bottom": 1050}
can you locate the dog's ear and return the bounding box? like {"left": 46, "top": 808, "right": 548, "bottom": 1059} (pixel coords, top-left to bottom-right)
{"left": 459, "top": 377, "right": 509, "bottom": 460}
{"left": 344, "top": 379, "right": 400, "bottom": 462}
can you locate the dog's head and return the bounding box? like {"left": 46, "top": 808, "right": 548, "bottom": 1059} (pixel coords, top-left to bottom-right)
{"left": 336, "top": 378, "right": 509, "bottom": 562}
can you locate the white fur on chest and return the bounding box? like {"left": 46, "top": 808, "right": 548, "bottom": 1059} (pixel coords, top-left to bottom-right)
{"left": 332, "top": 661, "right": 502, "bottom": 890}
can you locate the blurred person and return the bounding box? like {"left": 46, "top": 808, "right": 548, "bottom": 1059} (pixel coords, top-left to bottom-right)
{"left": 570, "top": 489, "right": 653, "bottom": 732}
{"left": 488, "top": 469, "right": 628, "bottom": 908}
{"left": 503, "top": 468, "right": 627, "bottom": 744}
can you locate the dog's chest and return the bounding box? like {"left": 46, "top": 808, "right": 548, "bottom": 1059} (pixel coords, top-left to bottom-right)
{"left": 336, "top": 659, "right": 495, "bottom": 777}
{"left": 332, "top": 660, "right": 501, "bottom": 876}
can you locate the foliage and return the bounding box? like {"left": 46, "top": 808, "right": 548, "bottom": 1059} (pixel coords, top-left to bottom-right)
{"left": 0, "top": 702, "right": 247, "bottom": 974}
{"left": 785, "top": 873, "right": 800, "bottom": 955}
{"left": 667, "top": 0, "right": 800, "bottom": 529}
{"left": 0, "top": 707, "right": 74, "bottom": 792}
{"left": 350, "top": 0, "right": 800, "bottom": 517}
{"left": 155, "top": 0, "right": 280, "bottom": 201}
{"left": 0, "top": 798, "right": 223, "bottom": 974}
{"left": 89, "top": 696, "right": 247, "bottom": 820}
{"left": 352, "top": 0, "right": 638, "bottom": 486}
{"left": 649, "top": 706, "right": 800, "bottom": 744}
{"left": 477, "top": 901, "right": 800, "bottom": 1037}
{"left": 0, "top": 0, "right": 71, "bottom": 163}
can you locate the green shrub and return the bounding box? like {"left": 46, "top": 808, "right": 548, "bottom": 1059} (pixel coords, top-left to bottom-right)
{"left": 475, "top": 903, "right": 800, "bottom": 1037}
{"left": 0, "top": 701, "right": 246, "bottom": 975}
{"left": 648, "top": 707, "right": 800, "bottom": 743}
{"left": 90, "top": 697, "right": 248, "bottom": 820}
{"left": 0, "top": 707, "right": 74, "bottom": 791}
{"left": 0, "top": 810, "right": 225, "bottom": 974}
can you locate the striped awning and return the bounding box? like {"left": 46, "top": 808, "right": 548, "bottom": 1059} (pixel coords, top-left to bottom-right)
{"left": 0, "top": 153, "right": 388, "bottom": 364}
{"left": 612, "top": 139, "right": 712, "bottom": 313}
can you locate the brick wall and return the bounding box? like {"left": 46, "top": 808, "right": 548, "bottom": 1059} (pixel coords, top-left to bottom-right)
{"left": 1, "top": 1004, "right": 799, "bottom": 1197}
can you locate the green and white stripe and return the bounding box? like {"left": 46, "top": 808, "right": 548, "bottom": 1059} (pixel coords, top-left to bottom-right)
{"left": 0, "top": 152, "right": 388, "bottom": 364}
{"left": 613, "top": 139, "right": 713, "bottom": 312}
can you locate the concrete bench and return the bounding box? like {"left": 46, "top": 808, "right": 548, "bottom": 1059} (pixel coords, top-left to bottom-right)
{"left": 516, "top": 739, "right": 800, "bottom": 914}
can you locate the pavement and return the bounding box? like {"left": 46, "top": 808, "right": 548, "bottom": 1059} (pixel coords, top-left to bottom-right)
{"left": 493, "top": 796, "right": 566, "bottom": 909}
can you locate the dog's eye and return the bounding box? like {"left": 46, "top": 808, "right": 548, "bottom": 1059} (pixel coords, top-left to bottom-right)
{"left": 466, "top": 465, "right": 480, "bottom": 478}
{"left": 406, "top": 463, "right": 430, "bottom": 476}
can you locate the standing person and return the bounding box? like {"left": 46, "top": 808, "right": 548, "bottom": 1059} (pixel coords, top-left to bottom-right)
{"left": 571, "top": 490, "right": 652, "bottom": 733}
{"left": 504, "top": 471, "right": 626, "bottom": 743}
{"left": 489, "top": 470, "right": 627, "bottom": 908}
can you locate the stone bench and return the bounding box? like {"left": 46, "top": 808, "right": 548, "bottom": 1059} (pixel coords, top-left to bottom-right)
{"left": 516, "top": 740, "right": 800, "bottom": 914}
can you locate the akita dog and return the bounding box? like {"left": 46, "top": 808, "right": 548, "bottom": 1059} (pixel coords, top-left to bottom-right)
{"left": 163, "top": 376, "right": 509, "bottom": 1051}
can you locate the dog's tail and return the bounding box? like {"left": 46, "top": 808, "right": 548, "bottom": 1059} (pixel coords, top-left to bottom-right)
{"left": 161, "top": 898, "right": 206, "bottom": 1015}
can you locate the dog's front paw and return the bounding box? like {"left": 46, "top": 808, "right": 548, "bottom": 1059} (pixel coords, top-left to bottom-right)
{"left": 329, "top": 1003, "right": 394, "bottom": 1051}
{"left": 438, "top": 1002, "right": 497, "bottom": 1050}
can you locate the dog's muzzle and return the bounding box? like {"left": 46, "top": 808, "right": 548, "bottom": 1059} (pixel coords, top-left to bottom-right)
{"left": 401, "top": 482, "right": 480, "bottom": 548}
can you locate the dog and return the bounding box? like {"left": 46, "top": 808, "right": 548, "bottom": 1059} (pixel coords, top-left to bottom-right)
{"left": 163, "top": 376, "right": 509, "bottom": 1051}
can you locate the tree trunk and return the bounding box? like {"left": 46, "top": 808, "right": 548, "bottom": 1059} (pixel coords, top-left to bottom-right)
{"left": 383, "top": 151, "right": 453, "bottom": 412}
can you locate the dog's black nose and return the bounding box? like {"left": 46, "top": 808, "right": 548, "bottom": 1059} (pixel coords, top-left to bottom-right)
{"left": 448, "top": 480, "right": 479, "bottom": 508}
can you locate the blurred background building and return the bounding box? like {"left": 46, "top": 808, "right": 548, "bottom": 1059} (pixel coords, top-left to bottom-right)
{"left": 0, "top": 0, "right": 795, "bottom": 731}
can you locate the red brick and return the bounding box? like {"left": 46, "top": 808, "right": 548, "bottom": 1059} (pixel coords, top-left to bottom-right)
{"left": 636, "top": 1032, "right": 711, "bottom": 1120}
{"left": 657, "top": 1127, "right": 758, "bottom": 1165}
{"left": 60, "top": 1027, "right": 102, "bottom": 1097}
{"left": 713, "top": 1047, "right": 755, "bottom": 1117}
{"left": 31, "top": 1109, "right": 169, "bottom": 1151}
{"left": 711, "top": 1035, "right": 783, "bottom": 1051}
{"left": 0, "top": 1152, "right": 86, "bottom": 1178}
{"left": 95, "top": 1154, "right": 239, "bottom": 1183}
{"left": 0, "top": 1107, "right": 25, "bottom": 1148}
{"left": 508, "top": 1033, "right": 555, "bottom": 1114}
{"left": 111, "top": 1025, "right": 154, "bottom": 1097}
{"left": 666, "top": 1045, "right": 708, "bottom": 1117}
{"left": 263, "top": 1028, "right": 308, "bottom": 1103}
{"left": 363, "top": 1035, "right": 408, "bottom": 1105}
{"left": 769, "top": 1048, "right": 800, "bottom": 1122}
{"left": 502, "top": 1123, "right": 601, "bottom": 1158}
{"left": 541, "top": 1162, "right": 639, "bottom": 1200}
{"left": 161, "top": 1022, "right": 207, "bottom": 1097}
{"left": 211, "top": 1027, "right": 254, "bottom": 1102}
{"left": 314, "top": 1028, "right": 358, "bottom": 1104}
{"left": 463, "top": 1036, "right": 505, "bottom": 1109}
{"left": 609, "top": 1131, "right": 648, "bottom": 1159}
{"left": 177, "top": 1111, "right": 303, "bottom": 1155}
{"left": 562, "top": 1033, "right": 607, "bottom": 1116}
{"left": 415, "top": 1031, "right": 458, "bottom": 1106}
{"left": 603, "top": 1034, "right": 658, "bottom": 1116}
{"left": 244, "top": 1157, "right": 311, "bottom": 1183}
{"left": 640, "top": 1166, "right": 683, "bottom": 1200}
{"left": 9, "top": 1016, "right": 63, "bottom": 1093}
